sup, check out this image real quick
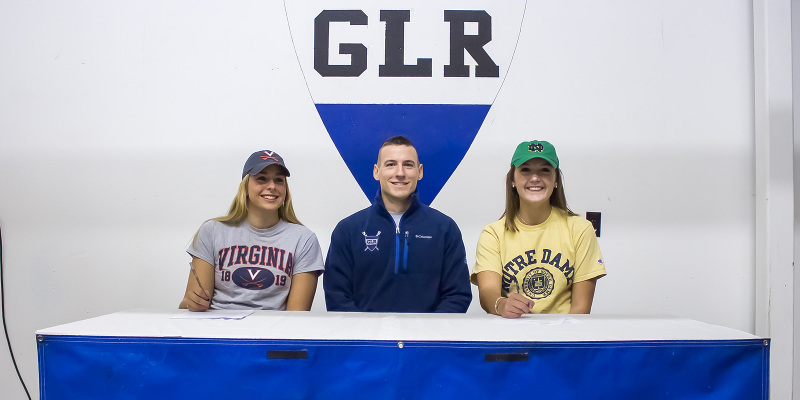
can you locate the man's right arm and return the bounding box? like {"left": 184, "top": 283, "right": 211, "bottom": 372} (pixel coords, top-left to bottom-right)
{"left": 323, "top": 224, "right": 360, "bottom": 311}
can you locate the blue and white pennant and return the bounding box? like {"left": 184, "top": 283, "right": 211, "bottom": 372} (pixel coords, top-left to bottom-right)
{"left": 284, "top": 0, "right": 527, "bottom": 204}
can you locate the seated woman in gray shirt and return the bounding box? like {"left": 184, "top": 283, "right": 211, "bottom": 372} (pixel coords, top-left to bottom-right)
{"left": 180, "top": 150, "right": 324, "bottom": 311}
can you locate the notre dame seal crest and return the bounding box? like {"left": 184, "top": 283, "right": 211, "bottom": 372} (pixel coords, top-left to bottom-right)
{"left": 522, "top": 267, "right": 554, "bottom": 299}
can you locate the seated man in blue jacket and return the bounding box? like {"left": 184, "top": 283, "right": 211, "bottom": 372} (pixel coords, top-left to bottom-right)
{"left": 324, "top": 136, "right": 472, "bottom": 312}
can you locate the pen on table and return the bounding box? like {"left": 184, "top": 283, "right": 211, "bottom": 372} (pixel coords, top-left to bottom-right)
{"left": 189, "top": 262, "right": 210, "bottom": 301}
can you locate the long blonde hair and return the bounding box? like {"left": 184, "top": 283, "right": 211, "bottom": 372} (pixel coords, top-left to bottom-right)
{"left": 502, "top": 165, "right": 577, "bottom": 232}
{"left": 214, "top": 175, "right": 301, "bottom": 225}
{"left": 192, "top": 175, "right": 301, "bottom": 246}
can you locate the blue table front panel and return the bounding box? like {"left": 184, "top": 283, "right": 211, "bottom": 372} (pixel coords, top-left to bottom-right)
{"left": 38, "top": 335, "right": 769, "bottom": 399}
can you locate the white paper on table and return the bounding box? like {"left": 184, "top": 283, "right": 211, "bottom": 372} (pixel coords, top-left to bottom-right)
{"left": 171, "top": 310, "right": 254, "bottom": 320}
{"left": 488, "top": 315, "right": 580, "bottom": 326}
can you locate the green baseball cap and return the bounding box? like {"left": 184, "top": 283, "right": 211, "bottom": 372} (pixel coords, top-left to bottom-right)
{"left": 511, "top": 140, "right": 559, "bottom": 168}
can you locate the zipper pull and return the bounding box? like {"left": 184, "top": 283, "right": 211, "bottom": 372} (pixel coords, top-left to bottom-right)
{"left": 403, "top": 231, "right": 410, "bottom": 271}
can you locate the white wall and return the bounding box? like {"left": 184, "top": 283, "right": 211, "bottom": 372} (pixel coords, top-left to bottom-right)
{"left": 0, "top": 1, "right": 769, "bottom": 399}
{"left": 793, "top": 0, "right": 800, "bottom": 396}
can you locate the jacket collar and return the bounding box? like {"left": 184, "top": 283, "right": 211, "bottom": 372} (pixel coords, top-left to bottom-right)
{"left": 373, "top": 189, "right": 420, "bottom": 216}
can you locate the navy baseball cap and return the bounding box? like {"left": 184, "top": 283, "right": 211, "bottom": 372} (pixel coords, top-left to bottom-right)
{"left": 242, "top": 150, "right": 290, "bottom": 178}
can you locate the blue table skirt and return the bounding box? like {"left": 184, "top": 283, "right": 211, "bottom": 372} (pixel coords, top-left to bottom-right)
{"left": 38, "top": 335, "right": 769, "bottom": 400}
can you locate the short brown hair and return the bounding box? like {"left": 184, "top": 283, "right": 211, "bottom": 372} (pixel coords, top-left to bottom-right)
{"left": 377, "top": 136, "right": 418, "bottom": 164}
{"left": 380, "top": 135, "right": 415, "bottom": 149}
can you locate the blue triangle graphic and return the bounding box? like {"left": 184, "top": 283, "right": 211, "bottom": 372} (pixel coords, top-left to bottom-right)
{"left": 316, "top": 103, "right": 491, "bottom": 205}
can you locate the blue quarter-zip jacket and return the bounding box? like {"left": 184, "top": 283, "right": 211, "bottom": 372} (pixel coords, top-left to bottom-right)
{"left": 324, "top": 191, "right": 472, "bottom": 312}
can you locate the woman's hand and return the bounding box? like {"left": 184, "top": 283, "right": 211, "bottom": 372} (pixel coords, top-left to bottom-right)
{"left": 181, "top": 285, "right": 211, "bottom": 312}
{"left": 497, "top": 293, "right": 535, "bottom": 319}
{"left": 179, "top": 258, "right": 215, "bottom": 312}
{"left": 476, "top": 271, "right": 535, "bottom": 318}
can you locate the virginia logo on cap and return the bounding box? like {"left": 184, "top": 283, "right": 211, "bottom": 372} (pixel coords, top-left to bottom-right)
{"left": 284, "top": 0, "right": 527, "bottom": 204}
{"left": 260, "top": 151, "right": 280, "bottom": 162}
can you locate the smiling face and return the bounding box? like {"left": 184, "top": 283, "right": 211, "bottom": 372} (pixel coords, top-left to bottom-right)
{"left": 373, "top": 144, "right": 423, "bottom": 212}
{"left": 247, "top": 164, "right": 287, "bottom": 215}
{"left": 513, "top": 158, "right": 556, "bottom": 206}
